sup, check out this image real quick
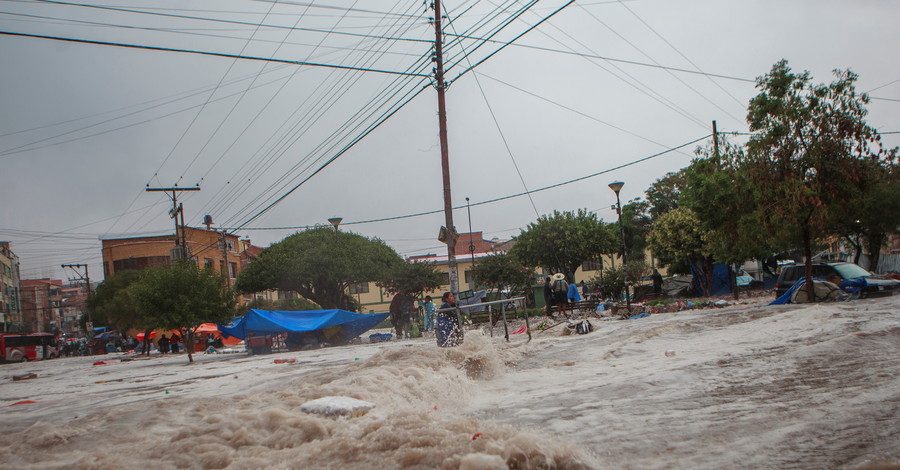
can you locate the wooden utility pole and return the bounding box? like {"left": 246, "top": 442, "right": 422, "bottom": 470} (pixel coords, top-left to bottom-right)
{"left": 61, "top": 263, "right": 91, "bottom": 333}
{"left": 220, "top": 230, "right": 230, "bottom": 287}
{"left": 433, "top": 0, "right": 459, "bottom": 293}
{"left": 146, "top": 186, "right": 200, "bottom": 259}
{"left": 712, "top": 120, "right": 739, "bottom": 300}
{"left": 712, "top": 120, "right": 720, "bottom": 160}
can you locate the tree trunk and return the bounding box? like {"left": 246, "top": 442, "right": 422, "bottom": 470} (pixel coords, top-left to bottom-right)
{"left": 851, "top": 236, "right": 862, "bottom": 265}
{"left": 731, "top": 264, "right": 740, "bottom": 300}
{"left": 803, "top": 226, "right": 815, "bottom": 302}
{"left": 864, "top": 232, "right": 884, "bottom": 273}
{"left": 142, "top": 329, "right": 152, "bottom": 356}
{"left": 186, "top": 329, "right": 194, "bottom": 363}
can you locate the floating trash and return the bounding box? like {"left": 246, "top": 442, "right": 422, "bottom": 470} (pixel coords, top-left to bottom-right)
{"left": 300, "top": 396, "right": 375, "bottom": 417}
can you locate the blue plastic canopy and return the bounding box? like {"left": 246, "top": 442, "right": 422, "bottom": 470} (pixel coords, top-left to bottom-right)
{"left": 218, "top": 309, "right": 389, "bottom": 341}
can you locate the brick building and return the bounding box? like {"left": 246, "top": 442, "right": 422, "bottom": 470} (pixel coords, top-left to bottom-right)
{"left": 0, "top": 242, "right": 23, "bottom": 332}
{"left": 20, "top": 278, "right": 63, "bottom": 333}
{"left": 101, "top": 226, "right": 254, "bottom": 285}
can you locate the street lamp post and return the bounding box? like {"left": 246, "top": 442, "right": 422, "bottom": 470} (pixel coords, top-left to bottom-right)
{"left": 466, "top": 197, "right": 476, "bottom": 289}
{"left": 608, "top": 181, "right": 630, "bottom": 310}
{"left": 328, "top": 217, "right": 342, "bottom": 240}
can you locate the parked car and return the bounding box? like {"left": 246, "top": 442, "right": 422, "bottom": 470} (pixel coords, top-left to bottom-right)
{"left": 775, "top": 262, "right": 900, "bottom": 298}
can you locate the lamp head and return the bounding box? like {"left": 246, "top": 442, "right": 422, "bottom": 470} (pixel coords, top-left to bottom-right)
{"left": 608, "top": 181, "right": 624, "bottom": 195}
{"left": 327, "top": 217, "right": 343, "bottom": 230}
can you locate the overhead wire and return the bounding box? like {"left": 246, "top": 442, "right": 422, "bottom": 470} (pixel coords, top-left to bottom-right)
{"left": 476, "top": 71, "right": 695, "bottom": 156}
{"left": 612, "top": 0, "right": 748, "bottom": 108}
{"left": 440, "top": 34, "right": 755, "bottom": 83}
{"left": 443, "top": 0, "right": 712, "bottom": 132}
{"left": 22, "top": 0, "right": 433, "bottom": 43}
{"left": 169, "top": 0, "right": 309, "bottom": 186}
{"left": 211, "top": 0, "right": 432, "bottom": 227}
{"left": 441, "top": 0, "right": 540, "bottom": 79}
{"left": 0, "top": 62, "right": 292, "bottom": 139}
{"left": 0, "top": 65, "right": 299, "bottom": 157}
{"left": 111, "top": 0, "right": 285, "bottom": 239}
{"left": 0, "top": 11, "right": 429, "bottom": 58}
{"left": 225, "top": 132, "right": 711, "bottom": 231}
{"left": 443, "top": 1, "right": 541, "bottom": 219}
{"left": 498, "top": 6, "right": 711, "bottom": 130}
{"left": 0, "top": 31, "right": 431, "bottom": 77}
{"left": 202, "top": 1, "right": 424, "bottom": 221}
{"left": 577, "top": 2, "right": 746, "bottom": 125}
{"left": 197, "top": 0, "right": 427, "bottom": 219}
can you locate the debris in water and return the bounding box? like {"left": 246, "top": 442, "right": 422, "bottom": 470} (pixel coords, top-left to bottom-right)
{"left": 471, "top": 432, "right": 483, "bottom": 440}
{"left": 300, "top": 396, "right": 375, "bottom": 417}
{"left": 9, "top": 400, "right": 38, "bottom": 406}
{"left": 13, "top": 373, "right": 37, "bottom": 381}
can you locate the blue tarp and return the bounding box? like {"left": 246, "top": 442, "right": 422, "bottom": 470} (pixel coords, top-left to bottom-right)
{"left": 218, "top": 309, "right": 389, "bottom": 341}
{"left": 770, "top": 277, "right": 810, "bottom": 305}
{"left": 690, "top": 263, "right": 733, "bottom": 296}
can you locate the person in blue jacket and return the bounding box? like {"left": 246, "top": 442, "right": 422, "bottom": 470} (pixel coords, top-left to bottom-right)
{"left": 567, "top": 279, "right": 581, "bottom": 306}
{"left": 419, "top": 295, "right": 436, "bottom": 332}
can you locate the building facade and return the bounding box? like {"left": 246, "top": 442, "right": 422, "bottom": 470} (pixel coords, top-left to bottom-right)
{"left": 20, "top": 278, "right": 63, "bottom": 333}
{"left": 101, "top": 226, "right": 253, "bottom": 285}
{"left": 0, "top": 242, "right": 22, "bottom": 332}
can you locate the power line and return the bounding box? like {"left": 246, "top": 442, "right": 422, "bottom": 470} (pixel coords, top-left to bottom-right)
{"left": 577, "top": 2, "right": 745, "bottom": 124}
{"left": 23, "top": 0, "right": 432, "bottom": 43}
{"left": 205, "top": 2, "right": 430, "bottom": 226}
{"left": 223, "top": 133, "right": 711, "bottom": 231}
{"left": 611, "top": 0, "right": 748, "bottom": 108}
{"left": 441, "top": 33, "right": 755, "bottom": 83}
{"left": 0, "top": 31, "right": 431, "bottom": 77}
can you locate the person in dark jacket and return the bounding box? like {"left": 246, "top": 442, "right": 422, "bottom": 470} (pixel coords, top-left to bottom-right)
{"left": 157, "top": 334, "right": 170, "bottom": 354}
{"left": 652, "top": 269, "right": 664, "bottom": 297}
{"left": 543, "top": 277, "right": 554, "bottom": 318}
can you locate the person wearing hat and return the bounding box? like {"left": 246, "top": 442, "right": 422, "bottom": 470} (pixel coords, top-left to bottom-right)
{"left": 551, "top": 273, "right": 569, "bottom": 319}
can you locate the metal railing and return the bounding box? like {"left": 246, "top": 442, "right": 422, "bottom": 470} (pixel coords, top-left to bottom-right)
{"left": 435, "top": 296, "right": 529, "bottom": 342}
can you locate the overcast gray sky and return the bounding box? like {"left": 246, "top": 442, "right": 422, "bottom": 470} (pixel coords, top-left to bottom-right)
{"left": 2, "top": 0, "right": 898, "bottom": 282}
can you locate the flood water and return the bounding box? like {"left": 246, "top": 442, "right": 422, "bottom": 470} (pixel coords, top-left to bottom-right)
{"left": 1, "top": 296, "right": 898, "bottom": 469}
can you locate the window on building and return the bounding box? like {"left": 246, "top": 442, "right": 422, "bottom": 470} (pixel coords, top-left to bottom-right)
{"left": 348, "top": 282, "right": 369, "bottom": 294}
{"left": 441, "top": 272, "right": 450, "bottom": 286}
{"left": 204, "top": 258, "right": 215, "bottom": 269}
{"left": 582, "top": 259, "right": 603, "bottom": 271}
{"left": 464, "top": 270, "right": 474, "bottom": 283}
{"left": 113, "top": 256, "right": 170, "bottom": 273}
{"left": 226, "top": 240, "right": 235, "bottom": 252}
{"left": 228, "top": 262, "right": 237, "bottom": 279}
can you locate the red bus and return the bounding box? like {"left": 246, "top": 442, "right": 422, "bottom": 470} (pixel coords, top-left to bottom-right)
{"left": 0, "top": 333, "right": 59, "bottom": 363}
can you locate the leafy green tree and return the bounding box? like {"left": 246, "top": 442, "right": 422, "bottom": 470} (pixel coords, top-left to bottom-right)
{"left": 474, "top": 253, "right": 536, "bottom": 298}
{"left": 377, "top": 260, "right": 445, "bottom": 338}
{"left": 87, "top": 269, "right": 160, "bottom": 352}
{"left": 647, "top": 207, "right": 715, "bottom": 296}
{"left": 377, "top": 260, "right": 445, "bottom": 300}
{"left": 745, "top": 60, "right": 895, "bottom": 298}
{"left": 87, "top": 270, "right": 145, "bottom": 331}
{"left": 235, "top": 227, "right": 402, "bottom": 310}
{"left": 510, "top": 209, "right": 616, "bottom": 279}
{"left": 130, "top": 262, "right": 235, "bottom": 363}
{"left": 620, "top": 199, "right": 653, "bottom": 263}
{"left": 680, "top": 138, "right": 784, "bottom": 298}
{"left": 832, "top": 161, "right": 900, "bottom": 271}
{"left": 645, "top": 171, "right": 687, "bottom": 220}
